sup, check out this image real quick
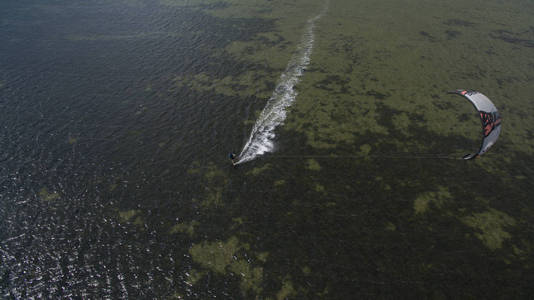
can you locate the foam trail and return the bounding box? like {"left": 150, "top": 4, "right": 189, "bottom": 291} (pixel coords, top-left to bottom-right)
{"left": 236, "top": 2, "right": 328, "bottom": 164}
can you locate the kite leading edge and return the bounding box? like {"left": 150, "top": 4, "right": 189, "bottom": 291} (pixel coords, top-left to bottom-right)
{"left": 448, "top": 89, "right": 502, "bottom": 160}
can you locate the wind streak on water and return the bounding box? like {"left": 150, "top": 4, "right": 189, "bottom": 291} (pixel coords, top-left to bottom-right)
{"left": 236, "top": 2, "right": 328, "bottom": 164}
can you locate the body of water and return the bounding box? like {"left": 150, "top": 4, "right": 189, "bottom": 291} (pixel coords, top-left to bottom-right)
{"left": 1, "top": 0, "right": 533, "bottom": 298}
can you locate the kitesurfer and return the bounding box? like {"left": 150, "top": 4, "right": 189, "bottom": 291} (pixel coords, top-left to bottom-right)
{"left": 229, "top": 153, "right": 237, "bottom": 166}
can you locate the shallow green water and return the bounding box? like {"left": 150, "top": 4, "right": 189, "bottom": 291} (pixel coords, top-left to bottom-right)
{"left": 0, "top": 0, "right": 533, "bottom": 298}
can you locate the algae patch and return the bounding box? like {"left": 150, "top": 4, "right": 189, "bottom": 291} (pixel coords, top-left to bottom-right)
{"left": 306, "top": 159, "right": 321, "bottom": 171}
{"left": 229, "top": 260, "right": 263, "bottom": 294}
{"left": 172, "top": 71, "right": 273, "bottom": 99}
{"left": 385, "top": 222, "right": 396, "bottom": 231}
{"left": 461, "top": 208, "right": 516, "bottom": 250}
{"left": 359, "top": 144, "right": 372, "bottom": 156}
{"left": 201, "top": 187, "right": 224, "bottom": 208}
{"left": 202, "top": 163, "right": 228, "bottom": 184}
{"left": 274, "top": 179, "right": 286, "bottom": 187}
{"left": 187, "top": 162, "right": 229, "bottom": 208}
{"left": 276, "top": 279, "right": 296, "bottom": 300}
{"left": 413, "top": 186, "right": 452, "bottom": 214}
{"left": 190, "top": 236, "right": 241, "bottom": 274}
{"left": 314, "top": 183, "right": 325, "bottom": 193}
{"left": 189, "top": 236, "right": 264, "bottom": 294}
{"left": 39, "top": 187, "right": 60, "bottom": 201}
{"left": 391, "top": 112, "right": 412, "bottom": 136}
{"left": 247, "top": 163, "right": 272, "bottom": 176}
{"left": 169, "top": 221, "right": 199, "bottom": 236}
{"left": 119, "top": 209, "right": 141, "bottom": 222}
{"left": 109, "top": 183, "right": 118, "bottom": 192}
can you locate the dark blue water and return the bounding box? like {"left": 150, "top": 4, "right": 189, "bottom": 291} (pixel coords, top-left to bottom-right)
{"left": 0, "top": 1, "right": 273, "bottom": 297}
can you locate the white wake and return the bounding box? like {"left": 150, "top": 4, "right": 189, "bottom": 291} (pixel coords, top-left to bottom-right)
{"left": 236, "top": 2, "right": 328, "bottom": 164}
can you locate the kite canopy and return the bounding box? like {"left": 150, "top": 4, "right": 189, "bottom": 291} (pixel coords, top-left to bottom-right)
{"left": 448, "top": 90, "right": 502, "bottom": 160}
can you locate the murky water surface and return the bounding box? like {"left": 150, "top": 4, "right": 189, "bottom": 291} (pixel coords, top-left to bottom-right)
{"left": 1, "top": 0, "right": 533, "bottom": 298}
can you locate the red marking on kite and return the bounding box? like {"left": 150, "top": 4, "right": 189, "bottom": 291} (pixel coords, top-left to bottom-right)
{"left": 479, "top": 111, "right": 500, "bottom": 137}
{"left": 461, "top": 90, "right": 467, "bottom": 95}
{"left": 484, "top": 124, "right": 492, "bottom": 136}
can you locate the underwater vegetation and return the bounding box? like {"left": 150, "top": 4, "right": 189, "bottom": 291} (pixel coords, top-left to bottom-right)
{"left": 107, "top": 0, "right": 533, "bottom": 297}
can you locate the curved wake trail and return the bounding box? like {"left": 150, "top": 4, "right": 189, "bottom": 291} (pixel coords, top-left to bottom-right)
{"left": 236, "top": 2, "right": 329, "bottom": 164}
